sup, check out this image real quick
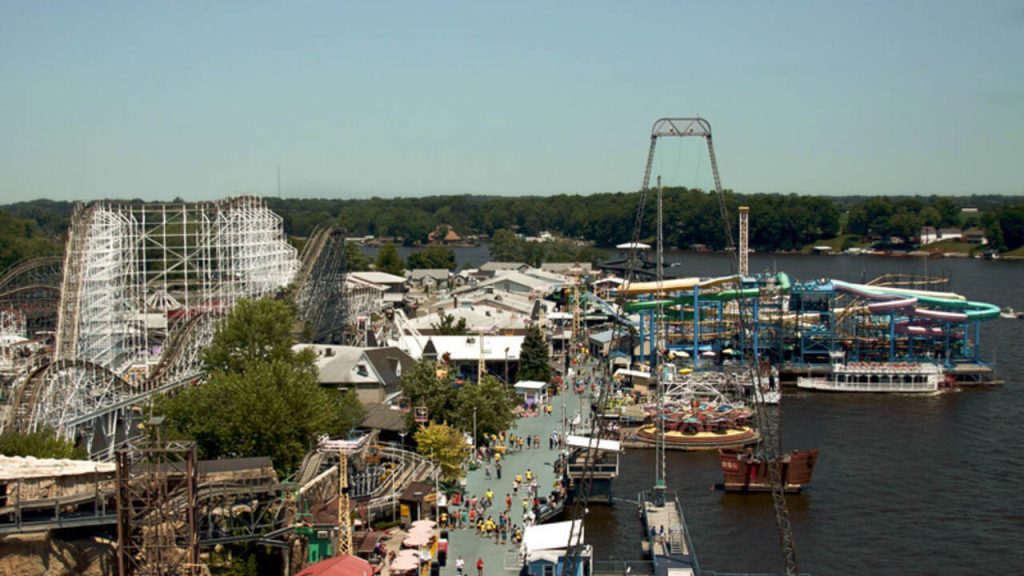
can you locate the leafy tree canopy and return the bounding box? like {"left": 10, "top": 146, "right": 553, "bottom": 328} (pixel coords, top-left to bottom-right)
{"left": 454, "top": 375, "right": 519, "bottom": 444}
{"left": 159, "top": 297, "right": 364, "bottom": 475}
{"left": 345, "top": 241, "right": 371, "bottom": 272}
{"left": 414, "top": 422, "right": 469, "bottom": 482}
{"left": 400, "top": 361, "right": 518, "bottom": 445}
{"left": 407, "top": 245, "right": 456, "bottom": 270}
{"left": 516, "top": 324, "right": 551, "bottom": 383}
{"left": 489, "top": 229, "right": 519, "bottom": 262}
{"left": 374, "top": 243, "right": 405, "bottom": 275}
{"left": 0, "top": 210, "right": 62, "bottom": 270}
{"left": 0, "top": 428, "right": 86, "bottom": 459}
{"left": 201, "top": 298, "right": 301, "bottom": 374}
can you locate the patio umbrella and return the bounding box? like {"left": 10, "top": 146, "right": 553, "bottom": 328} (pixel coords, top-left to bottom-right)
{"left": 402, "top": 533, "right": 431, "bottom": 548}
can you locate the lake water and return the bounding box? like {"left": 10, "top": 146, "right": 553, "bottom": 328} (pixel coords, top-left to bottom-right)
{"left": 365, "top": 244, "right": 1024, "bottom": 574}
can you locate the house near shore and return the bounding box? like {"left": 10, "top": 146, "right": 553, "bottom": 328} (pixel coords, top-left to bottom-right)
{"left": 407, "top": 268, "right": 451, "bottom": 291}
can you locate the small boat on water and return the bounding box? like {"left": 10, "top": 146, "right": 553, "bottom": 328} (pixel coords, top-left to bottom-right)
{"left": 797, "top": 357, "right": 947, "bottom": 394}
{"left": 717, "top": 448, "right": 819, "bottom": 493}
{"left": 1000, "top": 307, "right": 1024, "bottom": 319}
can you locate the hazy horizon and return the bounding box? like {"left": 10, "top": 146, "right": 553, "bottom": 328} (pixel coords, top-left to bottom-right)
{"left": 2, "top": 2, "right": 1022, "bottom": 203}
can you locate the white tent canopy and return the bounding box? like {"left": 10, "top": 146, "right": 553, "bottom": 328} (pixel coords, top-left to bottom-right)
{"left": 522, "top": 520, "right": 583, "bottom": 554}
{"left": 566, "top": 435, "right": 621, "bottom": 452}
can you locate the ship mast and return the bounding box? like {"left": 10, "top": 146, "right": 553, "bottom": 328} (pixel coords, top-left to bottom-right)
{"left": 654, "top": 176, "right": 667, "bottom": 504}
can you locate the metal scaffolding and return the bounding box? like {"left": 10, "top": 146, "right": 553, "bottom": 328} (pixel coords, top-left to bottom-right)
{"left": 6, "top": 197, "right": 298, "bottom": 449}
{"left": 116, "top": 436, "right": 200, "bottom": 576}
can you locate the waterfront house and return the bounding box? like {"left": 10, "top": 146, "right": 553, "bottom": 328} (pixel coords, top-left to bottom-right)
{"left": 408, "top": 268, "right": 451, "bottom": 291}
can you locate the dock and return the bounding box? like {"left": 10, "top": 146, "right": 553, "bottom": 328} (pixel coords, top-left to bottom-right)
{"left": 641, "top": 490, "right": 700, "bottom": 576}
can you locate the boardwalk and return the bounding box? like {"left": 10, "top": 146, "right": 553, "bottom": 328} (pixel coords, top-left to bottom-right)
{"left": 439, "top": 370, "right": 597, "bottom": 575}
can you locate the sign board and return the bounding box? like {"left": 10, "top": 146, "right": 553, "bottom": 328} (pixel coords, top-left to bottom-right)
{"left": 414, "top": 406, "right": 429, "bottom": 423}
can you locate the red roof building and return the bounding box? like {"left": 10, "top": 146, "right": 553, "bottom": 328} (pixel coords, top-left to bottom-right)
{"left": 296, "top": 555, "right": 375, "bottom": 576}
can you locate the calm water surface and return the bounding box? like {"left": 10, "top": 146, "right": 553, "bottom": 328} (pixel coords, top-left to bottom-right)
{"left": 370, "top": 245, "right": 1024, "bottom": 574}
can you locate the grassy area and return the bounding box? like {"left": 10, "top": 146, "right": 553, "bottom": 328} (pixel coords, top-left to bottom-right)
{"left": 800, "top": 235, "right": 870, "bottom": 254}
{"left": 920, "top": 239, "right": 978, "bottom": 255}
{"left": 1000, "top": 245, "right": 1024, "bottom": 259}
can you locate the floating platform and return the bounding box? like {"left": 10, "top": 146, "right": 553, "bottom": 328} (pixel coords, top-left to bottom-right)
{"left": 631, "top": 425, "right": 759, "bottom": 451}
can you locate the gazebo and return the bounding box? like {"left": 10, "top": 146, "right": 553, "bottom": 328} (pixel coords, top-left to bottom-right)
{"left": 513, "top": 380, "right": 548, "bottom": 407}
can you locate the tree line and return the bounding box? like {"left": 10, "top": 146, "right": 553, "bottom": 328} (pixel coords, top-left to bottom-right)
{"left": 3, "top": 193, "right": 1024, "bottom": 265}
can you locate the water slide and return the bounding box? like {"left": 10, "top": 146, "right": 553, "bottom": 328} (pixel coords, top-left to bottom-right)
{"left": 832, "top": 280, "right": 1000, "bottom": 323}
{"left": 583, "top": 291, "right": 639, "bottom": 328}
{"left": 622, "top": 272, "right": 792, "bottom": 312}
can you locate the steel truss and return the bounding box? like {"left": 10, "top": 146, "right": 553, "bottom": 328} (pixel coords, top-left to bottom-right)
{"left": 7, "top": 197, "right": 298, "bottom": 444}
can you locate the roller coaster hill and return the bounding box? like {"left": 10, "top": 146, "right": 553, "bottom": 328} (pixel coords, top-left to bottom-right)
{"left": 0, "top": 198, "right": 441, "bottom": 574}
{"left": 618, "top": 271, "right": 1002, "bottom": 384}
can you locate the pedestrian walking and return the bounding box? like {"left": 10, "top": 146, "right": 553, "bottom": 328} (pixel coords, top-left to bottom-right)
{"left": 496, "top": 461, "right": 502, "bottom": 479}
{"left": 477, "top": 557, "right": 484, "bottom": 576}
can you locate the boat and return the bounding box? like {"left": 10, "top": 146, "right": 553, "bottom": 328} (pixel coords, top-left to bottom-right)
{"left": 1000, "top": 307, "right": 1024, "bottom": 320}
{"left": 717, "top": 448, "right": 819, "bottom": 493}
{"left": 796, "top": 357, "right": 946, "bottom": 393}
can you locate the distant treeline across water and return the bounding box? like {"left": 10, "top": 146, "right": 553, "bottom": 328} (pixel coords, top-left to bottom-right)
{"left": 2, "top": 193, "right": 1023, "bottom": 270}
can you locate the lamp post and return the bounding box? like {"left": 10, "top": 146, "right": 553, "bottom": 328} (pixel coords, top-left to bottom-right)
{"left": 504, "top": 347, "right": 510, "bottom": 384}
{"left": 472, "top": 407, "right": 477, "bottom": 451}
{"left": 398, "top": 431, "right": 407, "bottom": 469}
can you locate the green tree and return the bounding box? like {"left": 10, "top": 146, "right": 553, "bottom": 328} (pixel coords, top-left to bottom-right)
{"left": 0, "top": 428, "right": 86, "bottom": 459}
{"left": 887, "top": 209, "right": 924, "bottom": 242}
{"left": 432, "top": 313, "right": 469, "bottom": 335}
{"left": 158, "top": 297, "right": 364, "bottom": 475}
{"left": 489, "top": 229, "right": 520, "bottom": 262}
{"left": 201, "top": 298, "right": 300, "bottom": 374}
{"left": 414, "top": 422, "right": 469, "bottom": 482}
{"left": 345, "top": 241, "right": 371, "bottom": 272}
{"left": 0, "top": 210, "right": 62, "bottom": 270}
{"left": 407, "top": 245, "right": 456, "bottom": 270}
{"left": 517, "top": 324, "right": 551, "bottom": 383}
{"left": 997, "top": 204, "right": 1024, "bottom": 250}
{"left": 399, "top": 360, "right": 460, "bottom": 431}
{"left": 934, "top": 197, "right": 961, "bottom": 227}
{"left": 374, "top": 243, "right": 405, "bottom": 275}
{"left": 454, "top": 375, "right": 519, "bottom": 445}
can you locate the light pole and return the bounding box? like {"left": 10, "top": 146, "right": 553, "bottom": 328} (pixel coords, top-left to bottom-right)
{"left": 398, "top": 431, "right": 407, "bottom": 469}
{"left": 472, "top": 407, "right": 477, "bottom": 451}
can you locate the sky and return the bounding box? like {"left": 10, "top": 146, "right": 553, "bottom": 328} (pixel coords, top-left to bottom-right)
{"left": 1, "top": 1, "right": 1022, "bottom": 203}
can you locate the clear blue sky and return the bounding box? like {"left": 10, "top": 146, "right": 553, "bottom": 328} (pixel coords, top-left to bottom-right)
{"left": 1, "top": 1, "right": 1021, "bottom": 203}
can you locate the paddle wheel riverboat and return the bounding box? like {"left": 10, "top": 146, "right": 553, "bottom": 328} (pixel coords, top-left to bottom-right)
{"left": 797, "top": 357, "right": 947, "bottom": 393}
